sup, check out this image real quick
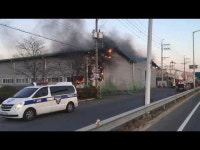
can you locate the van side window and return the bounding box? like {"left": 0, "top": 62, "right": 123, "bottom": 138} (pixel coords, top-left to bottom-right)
{"left": 50, "top": 86, "right": 75, "bottom": 96}
{"left": 33, "top": 87, "right": 48, "bottom": 98}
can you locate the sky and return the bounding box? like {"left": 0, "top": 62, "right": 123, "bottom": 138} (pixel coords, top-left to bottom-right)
{"left": 0, "top": 19, "right": 200, "bottom": 72}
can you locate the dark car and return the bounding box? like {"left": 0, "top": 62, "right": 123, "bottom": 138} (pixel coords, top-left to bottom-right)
{"left": 176, "top": 83, "right": 186, "bottom": 92}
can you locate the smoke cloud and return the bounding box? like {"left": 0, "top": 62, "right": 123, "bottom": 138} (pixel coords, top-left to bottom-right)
{"left": 38, "top": 19, "right": 144, "bottom": 60}
{"left": 0, "top": 19, "right": 145, "bottom": 60}
{"left": 38, "top": 19, "right": 94, "bottom": 52}
{"left": 102, "top": 32, "right": 144, "bottom": 60}
{"left": 0, "top": 20, "right": 23, "bottom": 59}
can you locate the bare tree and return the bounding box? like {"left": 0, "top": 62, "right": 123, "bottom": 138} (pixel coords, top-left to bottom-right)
{"left": 69, "top": 52, "right": 86, "bottom": 85}
{"left": 14, "top": 36, "right": 46, "bottom": 82}
{"left": 51, "top": 51, "right": 86, "bottom": 85}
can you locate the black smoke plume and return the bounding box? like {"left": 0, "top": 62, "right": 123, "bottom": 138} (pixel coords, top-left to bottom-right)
{"left": 39, "top": 19, "right": 94, "bottom": 52}
{"left": 39, "top": 19, "right": 144, "bottom": 60}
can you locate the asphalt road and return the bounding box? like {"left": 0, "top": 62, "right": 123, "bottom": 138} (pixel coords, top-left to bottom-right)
{"left": 143, "top": 91, "right": 200, "bottom": 131}
{"left": 0, "top": 87, "right": 178, "bottom": 131}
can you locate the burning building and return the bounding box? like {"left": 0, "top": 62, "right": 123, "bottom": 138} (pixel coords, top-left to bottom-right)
{"left": 0, "top": 19, "right": 160, "bottom": 90}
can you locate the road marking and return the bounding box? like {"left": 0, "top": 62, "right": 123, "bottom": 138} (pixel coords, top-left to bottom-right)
{"left": 177, "top": 100, "right": 200, "bottom": 131}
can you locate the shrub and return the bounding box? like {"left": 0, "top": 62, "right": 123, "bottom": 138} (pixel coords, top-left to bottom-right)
{"left": 0, "top": 86, "right": 17, "bottom": 104}
{"left": 100, "top": 82, "right": 117, "bottom": 96}
{"left": 77, "top": 86, "right": 97, "bottom": 99}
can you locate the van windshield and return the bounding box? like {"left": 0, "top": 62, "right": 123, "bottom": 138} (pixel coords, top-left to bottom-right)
{"left": 13, "top": 87, "right": 38, "bottom": 98}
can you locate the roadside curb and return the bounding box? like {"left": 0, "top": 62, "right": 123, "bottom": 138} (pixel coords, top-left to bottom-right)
{"left": 78, "top": 98, "right": 96, "bottom": 103}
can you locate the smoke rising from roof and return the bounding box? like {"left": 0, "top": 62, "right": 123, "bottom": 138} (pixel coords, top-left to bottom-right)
{"left": 39, "top": 19, "right": 144, "bottom": 60}
{"left": 102, "top": 31, "right": 144, "bottom": 60}
{"left": 0, "top": 20, "right": 23, "bottom": 59}
{"left": 0, "top": 19, "right": 145, "bottom": 60}
{"left": 39, "top": 19, "right": 94, "bottom": 52}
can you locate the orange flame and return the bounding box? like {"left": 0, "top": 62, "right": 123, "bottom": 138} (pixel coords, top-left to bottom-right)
{"left": 108, "top": 48, "right": 112, "bottom": 53}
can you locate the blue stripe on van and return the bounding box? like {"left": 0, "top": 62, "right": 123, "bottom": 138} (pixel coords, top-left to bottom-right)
{"left": 24, "top": 94, "right": 77, "bottom": 105}
{"left": 24, "top": 98, "right": 48, "bottom": 105}
{"left": 61, "top": 93, "right": 77, "bottom": 99}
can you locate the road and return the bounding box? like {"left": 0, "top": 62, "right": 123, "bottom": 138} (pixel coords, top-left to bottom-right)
{"left": 0, "top": 87, "right": 178, "bottom": 131}
{"left": 142, "top": 91, "right": 200, "bottom": 131}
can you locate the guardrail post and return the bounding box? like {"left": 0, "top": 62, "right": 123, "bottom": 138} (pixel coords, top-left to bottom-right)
{"left": 163, "top": 105, "right": 166, "bottom": 111}
{"left": 144, "top": 111, "right": 151, "bottom": 118}
{"left": 142, "top": 113, "right": 146, "bottom": 118}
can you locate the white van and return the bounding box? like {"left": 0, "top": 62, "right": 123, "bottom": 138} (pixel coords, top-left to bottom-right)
{"left": 0, "top": 82, "right": 78, "bottom": 121}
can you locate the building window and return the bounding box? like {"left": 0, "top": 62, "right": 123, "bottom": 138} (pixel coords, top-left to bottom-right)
{"left": 31, "top": 77, "right": 44, "bottom": 83}
{"left": 16, "top": 78, "right": 29, "bottom": 84}
{"left": 47, "top": 78, "right": 52, "bottom": 82}
{"left": 52, "top": 77, "right": 59, "bottom": 82}
{"left": 67, "top": 77, "right": 72, "bottom": 82}
{"left": 2, "top": 78, "right": 14, "bottom": 84}
{"left": 47, "top": 77, "right": 63, "bottom": 83}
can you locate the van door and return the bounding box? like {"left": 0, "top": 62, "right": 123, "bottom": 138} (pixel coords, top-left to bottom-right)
{"left": 32, "top": 87, "right": 50, "bottom": 115}
{"left": 49, "top": 86, "right": 74, "bottom": 112}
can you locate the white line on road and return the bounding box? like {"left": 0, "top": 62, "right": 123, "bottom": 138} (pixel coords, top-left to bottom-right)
{"left": 177, "top": 100, "right": 200, "bottom": 131}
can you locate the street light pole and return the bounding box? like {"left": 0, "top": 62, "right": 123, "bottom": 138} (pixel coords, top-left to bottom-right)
{"left": 193, "top": 30, "right": 200, "bottom": 88}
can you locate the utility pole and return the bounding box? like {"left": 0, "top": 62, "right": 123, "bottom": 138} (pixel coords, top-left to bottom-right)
{"left": 13, "top": 60, "right": 16, "bottom": 86}
{"left": 161, "top": 40, "right": 170, "bottom": 87}
{"left": 170, "top": 61, "right": 175, "bottom": 70}
{"left": 169, "top": 60, "right": 176, "bottom": 87}
{"left": 95, "top": 19, "right": 98, "bottom": 88}
{"left": 86, "top": 54, "right": 89, "bottom": 86}
{"left": 92, "top": 19, "right": 103, "bottom": 97}
{"left": 182, "top": 56, "right": 190, "bottom": 81}
{"left": 170, "top": 60, "right": 175, "bottom": 76}
{"left": 145, "top": 19, "right": 153, "bottom": 105}
{"left": 41, "top": 56, "right": 47, "bottom": 82}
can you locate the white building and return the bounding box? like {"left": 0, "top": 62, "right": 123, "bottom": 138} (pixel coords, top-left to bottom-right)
{"left": 0, "top": 49, "right": 159, "bottom": 90}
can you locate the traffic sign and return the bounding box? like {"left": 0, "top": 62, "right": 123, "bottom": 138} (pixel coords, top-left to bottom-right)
{"left": 94, "top": 73, "right": 99, "bottom": 78}
{"left": 189, "top": 65, "right": 198, "bottom": 69}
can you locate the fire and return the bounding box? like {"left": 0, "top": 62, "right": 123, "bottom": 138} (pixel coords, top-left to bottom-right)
{"left": 108, "top": 48, "right": 112, "bottom": 53}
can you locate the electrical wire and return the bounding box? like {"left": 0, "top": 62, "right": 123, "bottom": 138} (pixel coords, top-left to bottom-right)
{"left": 0, "top": 23, "right": 83, "bottom": 50}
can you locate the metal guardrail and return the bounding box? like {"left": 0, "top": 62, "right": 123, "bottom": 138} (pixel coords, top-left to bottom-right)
{"left": 77, "top": 87, "right": 200, "bottom": 131}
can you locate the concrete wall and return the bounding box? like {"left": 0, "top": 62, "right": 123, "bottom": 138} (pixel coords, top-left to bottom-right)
{"left": 103, "top": 52, "right": 134, "bottom": 90}
{"left": 134, "top": 61, "right": 157, "bottom": 88}
{"left": 0, "top": 61, "right": 13, "bottom": 85}
{"left": 0, "top": 52, "right": 157, "bottom": 89}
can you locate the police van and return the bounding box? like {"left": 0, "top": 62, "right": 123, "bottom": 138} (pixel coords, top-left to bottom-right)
{"left": 0, "top": 82, "right": 78, "bottom": 121}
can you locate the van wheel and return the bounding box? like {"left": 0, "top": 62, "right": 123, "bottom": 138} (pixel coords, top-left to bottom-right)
{"left": 23, "top": 108, "right": 36, "bottom": 121}
{"left": 66, "top": 102, "right": 74, "bottom": 113}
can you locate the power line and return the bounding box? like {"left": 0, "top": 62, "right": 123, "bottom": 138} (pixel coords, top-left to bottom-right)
{"left": 120, "top": 19, "right": 159, "bottom": 47}
{"left": 99, "top": 19, "right": 108, "bottom": 29}
{"left": 126, "top": 19, "right": 161, "bottom": 47}
{"left": 136, "top": 19, "right": 163, "bottom": 41}
{"left": 0, "top": 23, "right": 82, "bottom": 50}
{"left": 45, "top": 19, "right": 92, "bottom": 39}
{"left": 118, "top": 19, "right": 147, "bottom": 41}
{"left": 118, "top": 19, "right": 162, "bottom": 60}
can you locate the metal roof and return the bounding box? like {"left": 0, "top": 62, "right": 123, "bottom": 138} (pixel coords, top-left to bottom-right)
{"left": 0, "top": 49, "right": 160, "bottom": 68}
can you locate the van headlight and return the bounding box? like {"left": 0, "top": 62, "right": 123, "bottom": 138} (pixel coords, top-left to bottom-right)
{"left": 14, "top": 102, "right": 24, "bottom": 111}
